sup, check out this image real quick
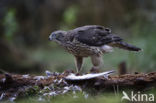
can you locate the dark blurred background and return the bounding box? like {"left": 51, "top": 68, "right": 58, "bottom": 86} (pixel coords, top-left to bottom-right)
{"left": 0, "top": 0, "right": 156, "bottom": 74}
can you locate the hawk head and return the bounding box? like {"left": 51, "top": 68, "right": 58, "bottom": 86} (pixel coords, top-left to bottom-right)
{"left": 49, "top": 30, "right": 67, "bottom": 44}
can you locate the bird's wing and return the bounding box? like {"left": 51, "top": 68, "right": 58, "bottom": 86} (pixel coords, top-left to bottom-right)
{"left": 71, "top": 25, "right": 122, "bottom": 46}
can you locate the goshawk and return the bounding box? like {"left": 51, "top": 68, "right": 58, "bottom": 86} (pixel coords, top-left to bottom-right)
{"left": 49, "top": 25, "right": 141, "bottom": 73}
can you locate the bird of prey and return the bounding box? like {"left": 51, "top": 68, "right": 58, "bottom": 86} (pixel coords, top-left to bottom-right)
{"left": 49, "top": 25, "right": 141, "bottom": 73}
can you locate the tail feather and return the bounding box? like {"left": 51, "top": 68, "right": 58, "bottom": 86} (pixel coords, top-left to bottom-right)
{"left": 111, "top": 41, "right": 141, "bottom": 51}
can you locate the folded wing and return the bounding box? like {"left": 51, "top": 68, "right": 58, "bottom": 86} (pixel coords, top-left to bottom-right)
{"left": 73, "top": 25, "right": 122, "bottom": 46}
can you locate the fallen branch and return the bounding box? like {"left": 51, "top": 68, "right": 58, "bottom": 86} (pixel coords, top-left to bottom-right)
{"left": 66, "top": 72, "right": 156, "bottom": 91}
{"left": 0, "top": 71, "right": 156, "bottom": 101}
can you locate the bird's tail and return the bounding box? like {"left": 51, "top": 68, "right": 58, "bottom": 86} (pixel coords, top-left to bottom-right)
{"left": 111, "top": 41, "right": 141, "bottom": 51}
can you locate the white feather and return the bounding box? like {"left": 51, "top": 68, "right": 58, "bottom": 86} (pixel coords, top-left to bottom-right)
{"left": 101, "top": 45, "right": 113, "bottom": 52}
{"left": 65, "top": 70, "right": 115, "bottom": 80}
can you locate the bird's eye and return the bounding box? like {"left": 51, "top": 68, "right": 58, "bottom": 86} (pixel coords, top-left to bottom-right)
{"left": 105, "top": 28, "right": 110, "bottom": 32}
{"left": 105, "top": 28, "right": 111, "bottom": 33}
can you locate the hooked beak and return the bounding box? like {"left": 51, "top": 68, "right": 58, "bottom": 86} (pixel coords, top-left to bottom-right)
{"left": 49, "top": 35, "right": 52, "bottom": 41}
{"left": 49, "top": 33, "right": 55, "bottom": 41}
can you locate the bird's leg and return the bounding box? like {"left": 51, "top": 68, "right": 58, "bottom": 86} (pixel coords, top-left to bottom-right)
{"left": 90, "top": 55, "right": 103, "bottom": 72}
{"left": 74, "top": 56, "right": 83, "bottom": 73}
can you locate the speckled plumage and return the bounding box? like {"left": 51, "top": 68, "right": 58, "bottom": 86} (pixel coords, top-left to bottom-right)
{"left": 49, "top": 25, "right": 141, "bottom": 72}
{"left": 62, "top": 39, "right": 102, "bottom": 57}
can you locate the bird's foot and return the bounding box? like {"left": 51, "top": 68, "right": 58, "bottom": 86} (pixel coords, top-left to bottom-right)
{"left": 63, "top": 69, "right": 75, "bottom": 76}
{"left": 90, "top": 67, "right": 100, "bottom": 73}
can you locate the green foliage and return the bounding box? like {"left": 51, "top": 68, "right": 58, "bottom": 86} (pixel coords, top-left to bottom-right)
{"left": 25, "top": 86, "right": 40, "bottom": 96}
{"left": 64, "top": 5, "right": 78, "bottom": 25}
{"left": 1, "top": 89, "right": 156, "bottom": 103}
{"left": 129, "top": 21, "right": 156, "bottom": 71}
{"left": 14, "top": 92, "right": 121, "bottom": 103}
{"left": 3, "top": 9, "right": 18, "bottom": 42}
{"left": 60, "top": 5, "right": 79, "bottom": 30}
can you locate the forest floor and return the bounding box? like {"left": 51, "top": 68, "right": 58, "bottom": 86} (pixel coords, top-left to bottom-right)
{"left": 0, "top": 70, "right": 156, "bottom": 102}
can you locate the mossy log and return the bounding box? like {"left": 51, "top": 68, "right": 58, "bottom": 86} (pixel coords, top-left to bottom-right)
{"left": 0, "top": 71, "right": 156, "bottom": 100}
